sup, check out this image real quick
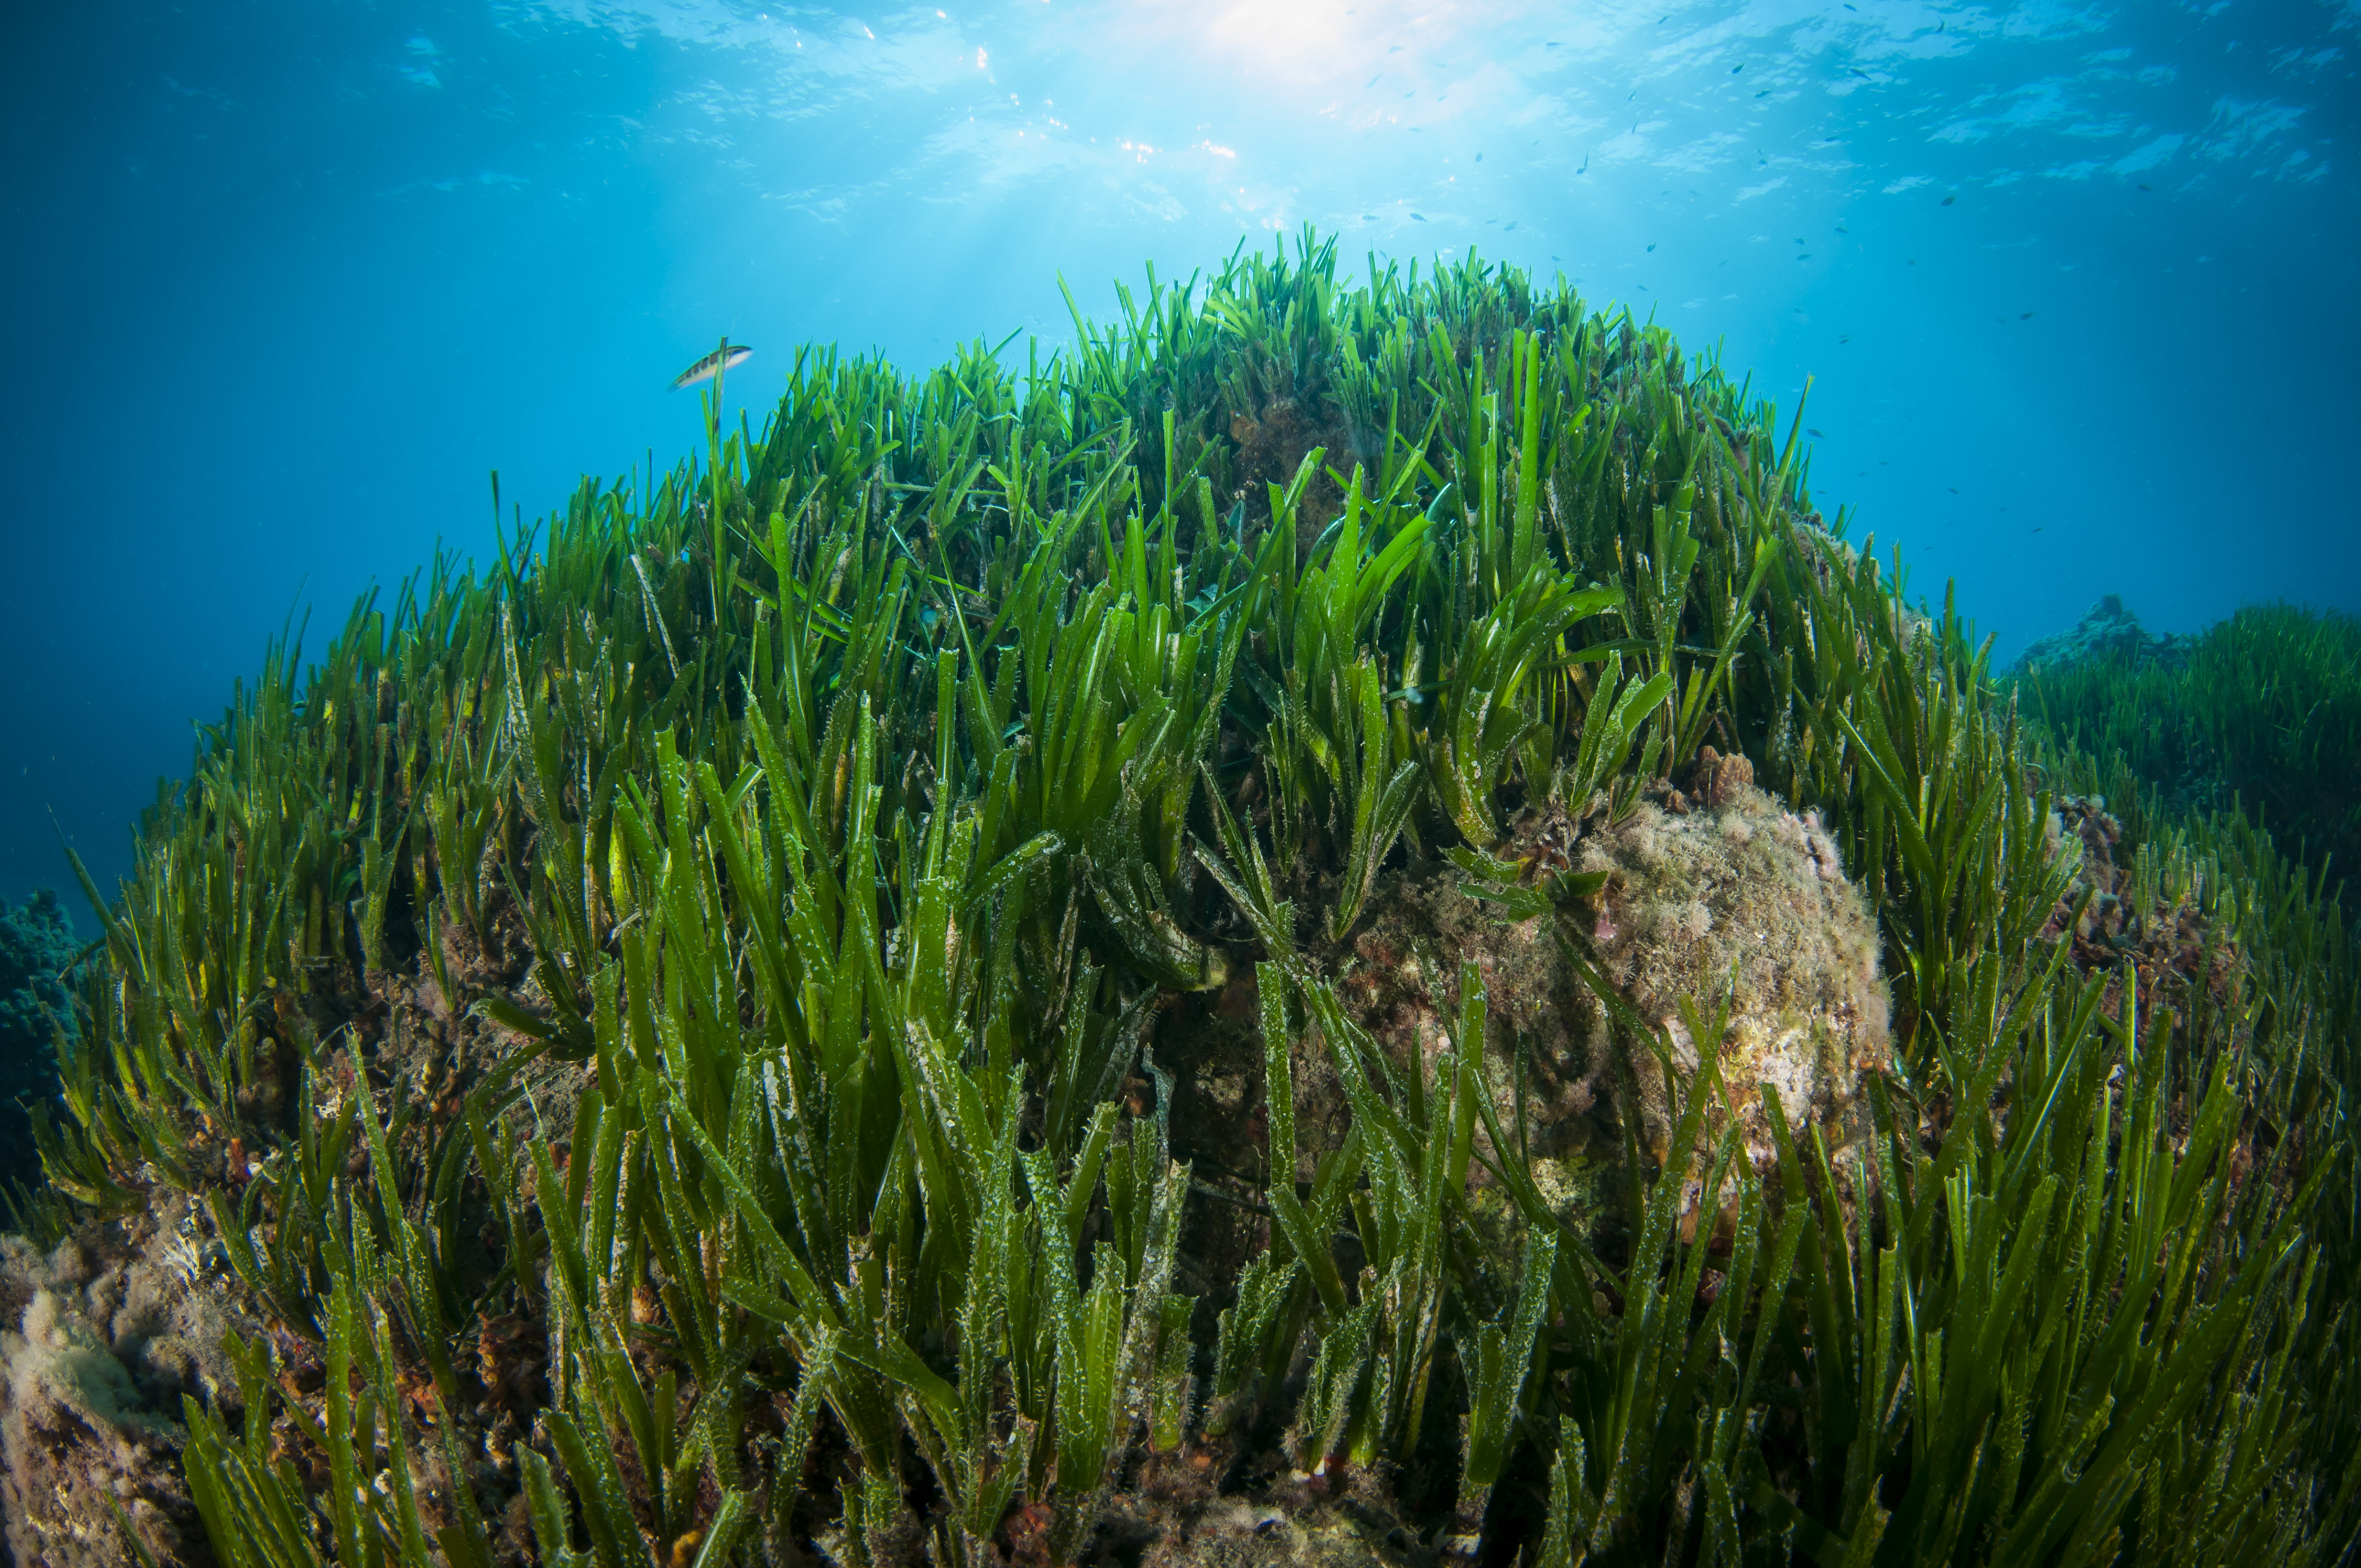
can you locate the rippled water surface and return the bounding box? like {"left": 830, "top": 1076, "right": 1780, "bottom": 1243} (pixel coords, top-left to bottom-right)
{"left": 4, "top": 0, "right": 2355, "bottom": 899}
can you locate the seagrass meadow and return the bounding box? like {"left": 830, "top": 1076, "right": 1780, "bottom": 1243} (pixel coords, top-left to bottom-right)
{"left": 2016, "top": 602, "right": 2361, "bottom": 918}
{"left": 5, "top": 232, "right": 2358, "bottom": 1568}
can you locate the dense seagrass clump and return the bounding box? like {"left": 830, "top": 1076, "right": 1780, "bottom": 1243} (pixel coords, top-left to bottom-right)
{"left": 2016, "top": 595, "right": 2361, "bottom": 907}
{"left": 3, "top": 232, "right": 2358, "bottom": 1568}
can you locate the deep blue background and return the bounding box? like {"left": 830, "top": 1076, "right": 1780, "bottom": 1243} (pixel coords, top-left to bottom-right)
{"left": 5, "top": 0, "right": 2356, "bottom": 908}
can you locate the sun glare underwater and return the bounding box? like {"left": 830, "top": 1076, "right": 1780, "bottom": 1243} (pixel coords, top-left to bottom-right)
{"left": 1, "top": 3, "right": 2359, "bottom": 1567}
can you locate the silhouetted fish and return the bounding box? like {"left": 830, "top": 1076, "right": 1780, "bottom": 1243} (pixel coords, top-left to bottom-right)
{"left": 673, "top": 343, "right": 752, "bottom": 390}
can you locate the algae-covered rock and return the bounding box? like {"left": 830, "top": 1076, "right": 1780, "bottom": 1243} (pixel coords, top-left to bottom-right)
{"left": 1138, "top": 1496, "right": 1423, "bottom": 1566}
{"left": 1573, "top": 750, "right": 1890, "bottom": 1170}
{"left": 2041, "top": 793, "right": 2245, "bottom": 1027}
{"left": 0, "top": 1184, "right": 257, "bottom": 1568}
{"left": 1319, "top": 747, "right": 1887, "bottom": 1251}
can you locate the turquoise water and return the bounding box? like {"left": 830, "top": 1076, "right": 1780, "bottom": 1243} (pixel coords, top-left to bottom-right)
{"left": 3, "top": 0, "right": 2355, "bottom": 903}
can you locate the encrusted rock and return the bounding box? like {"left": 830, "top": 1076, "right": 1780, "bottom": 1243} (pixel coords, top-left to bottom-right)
{"left": 1334, "top": 853, "right": 1598, "bottom": 1163}
{"left": 2041, "top": 793, "right": 2243, "bottom": 1016}
{"left": 1136, "top": 1495, "right": 1413, "bottom": 1566}
{"left": 1315, "top": 756, "right": 1888, "bottom": 1250}
{"left": 0, "top": 1186, "right": 257, "bottom": 1568}
{"left": 1695, "top": 744, "right": 1755, "bottom": 810}
{"left": 1574, "top": 772, "right": 1889, "bottom": 1172}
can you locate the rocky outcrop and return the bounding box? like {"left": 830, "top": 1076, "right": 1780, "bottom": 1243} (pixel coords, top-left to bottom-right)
{"left": 1238, "top": 746, "right": 1891, "bottom": 1255}
{"left": 0, "top": 1184, "right": 260, "bottom": 1568}
{"left": 1, "top": 889, "right": 80, "bottom": 1191}
{"left": 2013, "top": 594, "right": 2190, "bottom": 674}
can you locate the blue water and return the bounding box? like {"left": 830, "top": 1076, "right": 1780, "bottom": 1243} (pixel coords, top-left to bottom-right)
{"left": 4, "top": 0, "right": 2355, "bottom": 906}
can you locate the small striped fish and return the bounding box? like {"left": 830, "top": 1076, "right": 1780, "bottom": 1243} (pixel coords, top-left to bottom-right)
{"left": 672, "top": 342, "right": 752, "bottom": 390}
